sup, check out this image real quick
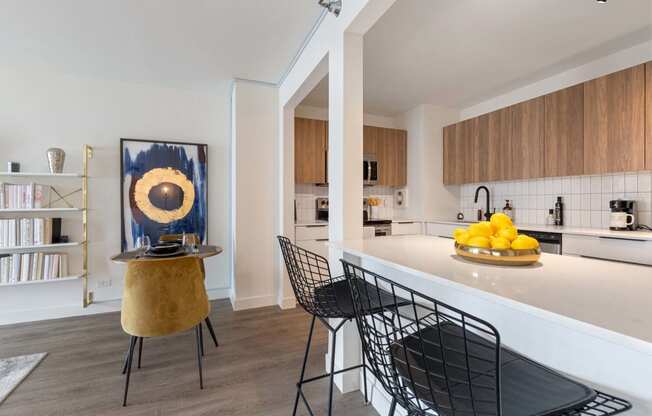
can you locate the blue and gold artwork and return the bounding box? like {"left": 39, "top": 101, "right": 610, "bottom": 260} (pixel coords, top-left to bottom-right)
{"left": 120, "top": 139, "right": 207, "bottom": 251}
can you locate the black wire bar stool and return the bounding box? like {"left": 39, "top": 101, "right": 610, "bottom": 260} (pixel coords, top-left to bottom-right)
{"left": 341, "top": 259, "right": 633, "bottom": 416}
{"left": 278, "top": 236, "right": 407, "bottom": 416}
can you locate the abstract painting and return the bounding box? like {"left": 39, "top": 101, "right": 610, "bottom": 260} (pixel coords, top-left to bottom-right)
{"left": 120, "top": 139, "right": 207, "bottom": 251}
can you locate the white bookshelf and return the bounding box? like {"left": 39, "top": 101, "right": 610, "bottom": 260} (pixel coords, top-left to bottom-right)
{"left": 0, "top": 145, "right": 93, "bottom": 306}
{"left": 0, "top": 242, "right": 82, "bottom": 255}
{"left": 0, "top": 172, "right": 82, "bottom": 178}
{"left": 0, "top": 207, "right": 83, "bottom": 213}
{"left": 0, "top": 275, "right": 82, "bottom": 287}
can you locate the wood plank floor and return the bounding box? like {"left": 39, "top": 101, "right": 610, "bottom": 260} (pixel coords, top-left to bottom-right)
{"left": 0, "top": 300, "right": 379, "bottom": 416}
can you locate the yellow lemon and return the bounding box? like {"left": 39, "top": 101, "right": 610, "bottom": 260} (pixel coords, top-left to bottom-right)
{"left": 511, "top": 235, "right": 539, "bottom": 250}
{"left": 497, "top": 225, "right": 518, "bottom": 241}
{"left": 466, "top": 236, "right": 491, "bottom": 249}
{"left": 490, "top": 212, "right": 513, "bottom": 232}
{"left": 468, "top": 222, "right": 493, "bottom": 238}
{"left": 453, "top": 228, "right": 467, "bottom": 240}
{"left": 455, "top": 231, "right": 470, "bottom": 245}
{"left": 491, "top": 236, "right": 512, "bottom": 250}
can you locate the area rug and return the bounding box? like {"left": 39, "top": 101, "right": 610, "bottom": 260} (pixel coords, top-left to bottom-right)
{"left": 0, "top": 353, "right": 47, "bottom": 404}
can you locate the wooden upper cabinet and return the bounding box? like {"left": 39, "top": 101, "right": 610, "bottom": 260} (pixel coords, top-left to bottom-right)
{"left": 390, "top": 128, "right": 408, "bottom": 187}
{"left": 487, "top": 107, "right": 513, "bottom": 182}
{"left": 584, "top": 64, "right": 646, "bottom": 174}
{"left": 294, "top": 117, "right": 327, "bottom": 184}
{"left": 511, "top": 97, "right": 544, "bottom": 180}
{"left": 646, "top": 62, "right": 652, "bottom": 169}
{"left": 544, "top": 84, "right": 584, "bottom": 177}
{"left": 363, "top": 125, "right": 408, "bottom": 187}
{"left": 443, "top": 124, "right": 456, "bottom": 185}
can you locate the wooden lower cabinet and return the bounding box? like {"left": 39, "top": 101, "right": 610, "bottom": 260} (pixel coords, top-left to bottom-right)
{"left": 584, "top": 64, "right": 645, "bottom": 174}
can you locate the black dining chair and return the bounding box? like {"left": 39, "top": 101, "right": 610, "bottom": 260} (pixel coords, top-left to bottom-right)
{"left": 341, "top": 259, "right": 633, "bottom": 416}
{"left": 277, "top": 236, "right": 407, "bottom": 416}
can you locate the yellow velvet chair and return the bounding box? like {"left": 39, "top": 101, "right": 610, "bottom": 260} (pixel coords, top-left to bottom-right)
{"left": 158, "top": 233, "right": 219, "bottom": 348}
{"left": 120, "top": 256, "right": 209, "bottom": 406}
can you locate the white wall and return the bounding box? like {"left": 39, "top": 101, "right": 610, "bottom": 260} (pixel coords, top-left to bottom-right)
{"left": 0, "top": 65, "right": 231, "bottom": 322}
{"left": 461, "top": 40, "right": 652, "bottom": 120}
{"left": 231, "top": 80, "right": 279, "bottom": 310}
{"left": 395, "top": 104, "right": 460, "bottom": 221}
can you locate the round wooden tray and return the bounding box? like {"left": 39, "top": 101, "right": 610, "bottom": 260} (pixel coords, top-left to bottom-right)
{"left": 454, "top": 242, "right": 541, "bottom": 266}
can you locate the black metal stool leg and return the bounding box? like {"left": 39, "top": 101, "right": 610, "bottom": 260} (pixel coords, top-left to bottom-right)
{"left": 122, "top": 336, "right": 137, "bottom": 407}
{"left": 195, "top": 325, "right": 204, "bottom": 389}
{"left": 388, "top": 398, "right": 397, "bottom": 416}
{"left": 137, "top": 337, "right": 143, "bottom": 369}
{"left": 292, "top": 315, "right": 316, "bottom": 416}
{"left": 361, "top": 348, "right": 368, "bottom": 404}
{"left": 327, "top": 329, "right": 337, "bottom": 416}
{"left": 199, "top": 324, "right": 205, "bottom": 357}
{"left": 204, "top": 317, "right": 219, "bottom": 347}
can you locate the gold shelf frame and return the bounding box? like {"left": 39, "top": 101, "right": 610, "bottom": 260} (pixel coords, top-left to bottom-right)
{"left": 82, "top": 144, "right": 93, "bottom": 307}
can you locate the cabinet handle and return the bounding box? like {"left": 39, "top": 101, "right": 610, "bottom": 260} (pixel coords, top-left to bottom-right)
{"left": 598, "top": 236, "right": 646, "bottom": 242}
{"left": 397, "top": 221, "right": 414, "bottom": 224}
{"left": 304, "top": 225, "right": 327, "bottom": 228}
{"left": 315, "top": 238, "right": 329, "bottom": 242}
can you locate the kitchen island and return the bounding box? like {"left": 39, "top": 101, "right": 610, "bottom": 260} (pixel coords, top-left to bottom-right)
{"left": 329, "top": 235, "right": 652, "bottom": 416}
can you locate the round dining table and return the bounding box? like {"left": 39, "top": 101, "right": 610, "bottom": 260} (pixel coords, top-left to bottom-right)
{"left": 110, "top": 245, "right": 223, "bottom": 263}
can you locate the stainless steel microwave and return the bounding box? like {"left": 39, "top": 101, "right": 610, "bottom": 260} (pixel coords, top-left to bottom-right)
{"left": 363, "top": 155, "right": 378, "bottom": 186}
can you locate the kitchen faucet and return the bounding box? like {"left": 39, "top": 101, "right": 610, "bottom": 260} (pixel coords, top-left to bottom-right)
{"left": 474, "top": 185, "right": 492, "bottom": 221}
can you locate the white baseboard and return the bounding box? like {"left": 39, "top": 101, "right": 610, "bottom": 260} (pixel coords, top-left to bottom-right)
{"left": 206, "top": 287, "right": 231, "bottom": 300}
{"left": 230, "top": 293, "right": 276, "bottom": 311}
{"left": 278, "top": 296, "right": 296, "bottom": 310}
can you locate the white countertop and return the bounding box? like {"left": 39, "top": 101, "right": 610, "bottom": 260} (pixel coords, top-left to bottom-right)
{"left": 331, "top": 235, "right": 652, "bottom": 349}
{"left": 426, "top": 219, "right": 652, "bottom": 240}
{"left": 295, "top": 221, "right": 329, "bottom": 227}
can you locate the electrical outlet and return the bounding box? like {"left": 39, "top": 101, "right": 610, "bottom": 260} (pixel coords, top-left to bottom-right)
{"left": 97, "top": 280, "right": 112, "bottom": 288}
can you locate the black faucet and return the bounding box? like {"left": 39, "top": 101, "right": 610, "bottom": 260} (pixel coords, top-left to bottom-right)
{"left": 474, "top": 186, "right": 492, "bottom": 221}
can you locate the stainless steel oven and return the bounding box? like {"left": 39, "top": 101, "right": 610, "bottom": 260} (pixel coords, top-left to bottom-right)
{"left": 363, "top": 155, "right": 378, "bottom": 186}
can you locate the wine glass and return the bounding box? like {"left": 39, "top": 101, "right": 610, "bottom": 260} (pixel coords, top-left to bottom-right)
{"left": 182, "top": 232, "right": 198, "bottom": 253}
{"left": 136, "top": 235, "right": 151, "bottom": 255}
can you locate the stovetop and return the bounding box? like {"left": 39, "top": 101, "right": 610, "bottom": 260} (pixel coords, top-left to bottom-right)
{"left": 364, "top": 219, "right": 392, "bottom": 226}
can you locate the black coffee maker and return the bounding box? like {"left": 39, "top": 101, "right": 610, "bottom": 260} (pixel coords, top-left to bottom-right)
{"left": 609, "top": 200, "right": 636, "bottom": 231}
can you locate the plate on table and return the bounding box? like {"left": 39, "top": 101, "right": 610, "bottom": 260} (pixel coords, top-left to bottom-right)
{"left": 145, "top": 243, "right": 185, "bottom": 258}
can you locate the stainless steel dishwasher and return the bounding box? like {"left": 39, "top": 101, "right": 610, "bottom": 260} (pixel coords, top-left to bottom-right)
{"left": 519, "top": 229, "right": 562, "bottom": 254}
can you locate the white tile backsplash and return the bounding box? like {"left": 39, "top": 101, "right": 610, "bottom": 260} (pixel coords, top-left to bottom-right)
{"left": 460, "top": 172, "right": 652, "bottom": 228}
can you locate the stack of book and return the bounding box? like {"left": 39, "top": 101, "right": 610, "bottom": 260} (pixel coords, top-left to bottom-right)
{"left": 0, "top": 252, "right": 69, "bottom": 284}
{"left": 0, "top": 183, "right": 51, "bottom": 209}
{"left": 0, "top": 218, "right": 62, "bottom": 247}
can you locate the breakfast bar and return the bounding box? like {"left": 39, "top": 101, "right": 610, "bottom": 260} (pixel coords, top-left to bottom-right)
{"left": 329, "top": 235, "right": 652, "bottom": 416}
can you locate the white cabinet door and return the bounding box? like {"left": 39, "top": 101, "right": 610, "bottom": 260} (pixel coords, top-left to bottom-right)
{"left": 563, "top": 234, "right": 652, "bottom": 265}
{"left": 295, "top": 225, "right": 329, "bottom": 241}
{"left": 425, "top": 222, "right": 458, "bottom": 239}
{"left": 294, "top": 239, "right": 329, "bottom": 258}
{"left": 391, "top": 221, "right": 423, "bottom": 235}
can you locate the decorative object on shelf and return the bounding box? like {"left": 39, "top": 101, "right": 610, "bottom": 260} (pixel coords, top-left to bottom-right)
{"left": 46, "top": 148, "right": 65, "bottom": 174}
{"left": 367, "top": 197, "right": 381, "bottom": 219}
{"left": 6, "top": 162, "right": 19, "bottom": 173}
{"left": 120, "top": 139, "right": 207, "bottom": 252}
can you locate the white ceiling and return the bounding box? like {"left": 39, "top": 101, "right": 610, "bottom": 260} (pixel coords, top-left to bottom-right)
{"left": 301, "top": 0, "right": 652, "bottom": 115}
{"left": 0, "top": 0, "right": 323, "bottom": 89}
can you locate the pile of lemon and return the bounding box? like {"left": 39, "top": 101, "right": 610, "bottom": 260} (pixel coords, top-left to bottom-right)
{"left": 453, "top": 213, "right": 539, "bottom": 250}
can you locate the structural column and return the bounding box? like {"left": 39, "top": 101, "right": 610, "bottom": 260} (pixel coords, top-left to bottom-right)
{"left": 327, "top": 30, "right": 364, "bottom": 394}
